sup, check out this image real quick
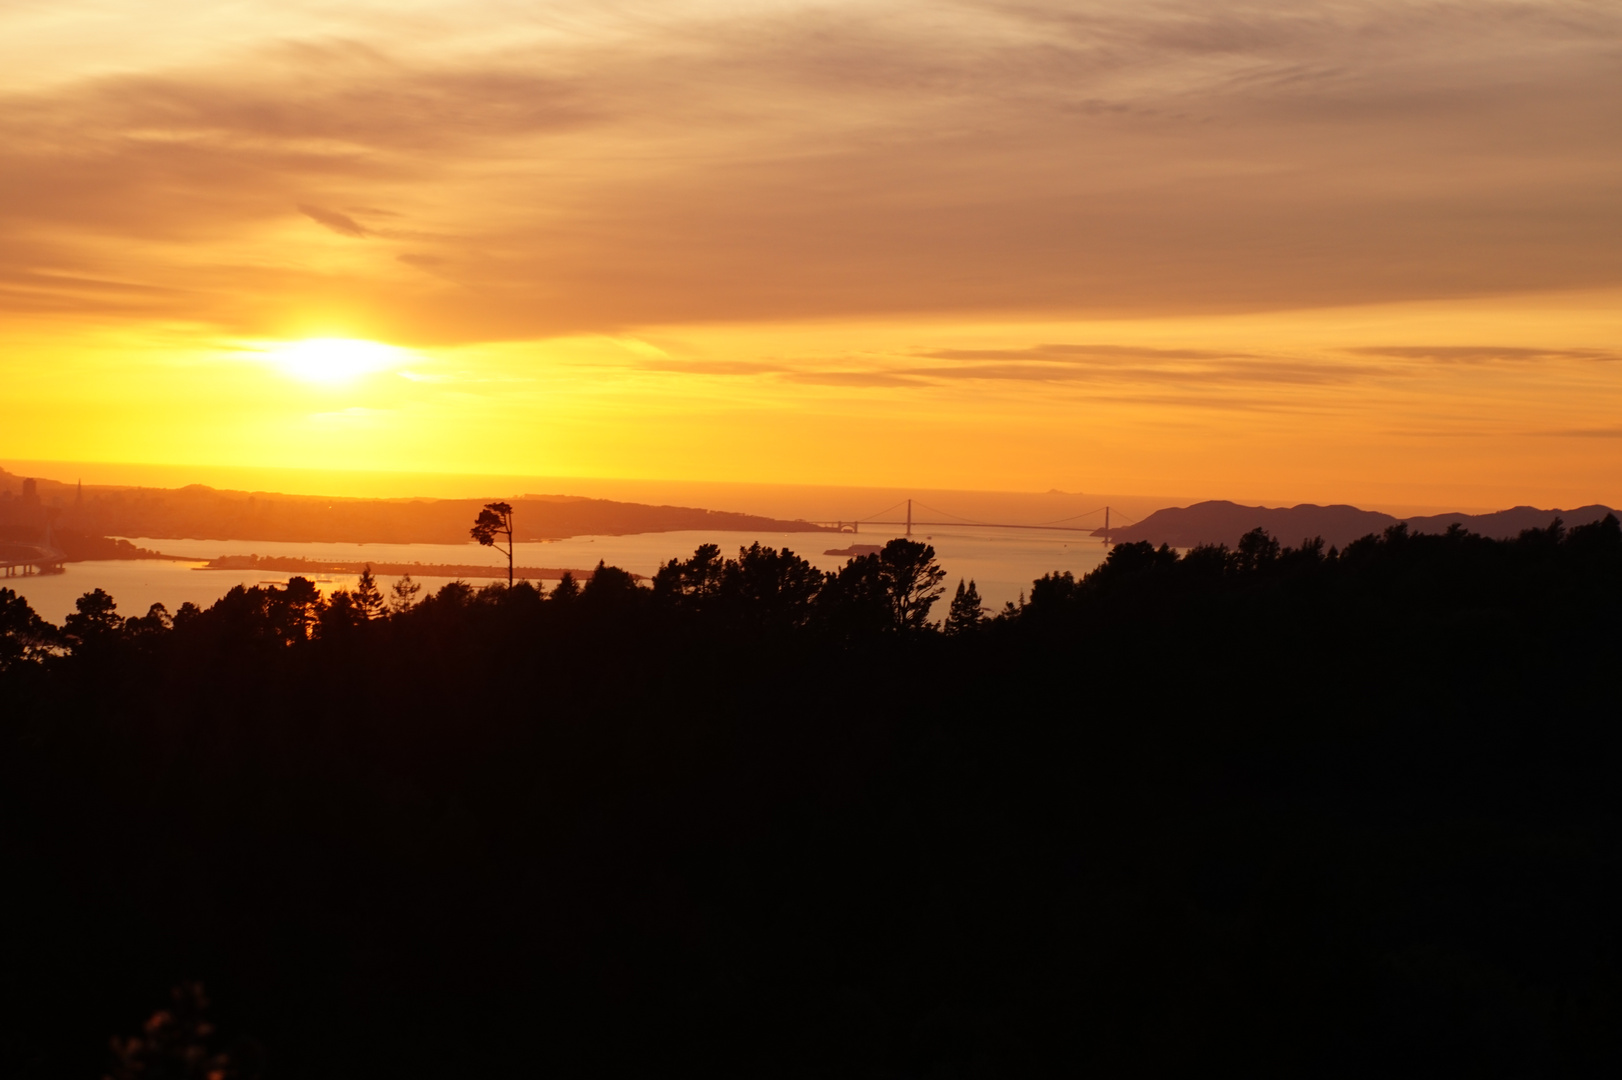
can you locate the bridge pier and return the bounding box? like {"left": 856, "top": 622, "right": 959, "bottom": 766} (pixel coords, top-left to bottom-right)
{"left": 3, "top": 561, "right": 52, "bottom": 576}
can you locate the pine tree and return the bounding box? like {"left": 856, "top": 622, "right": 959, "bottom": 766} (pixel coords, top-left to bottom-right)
{"left": 354, "top": 565, "right": 387, "bottom": 620}
{"left": 550, "top": 571, "right": 580, "bottom": 603}
{"left": 390, "top": 573, "right": 421, "bottom": 614}
{"left": 470, "top": 502, "right": 515, "bottom": 587}
{"left": 944, "top": 578, "right": 984, "bottom": 635}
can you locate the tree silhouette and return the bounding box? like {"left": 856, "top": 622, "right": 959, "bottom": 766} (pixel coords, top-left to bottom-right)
{"left": 124, "top": 602, "right": 172, "bottom": 638}
{"left": 390, "top": 573, "right": 421, "bottom": 613}
{"left": 273, "top": 577, "right": 326, "bottom": 644}
{"left": 944, "top": 578, "right": 985, "bottom": 634}
{"left": 64, "top": 587, "right": 122, "bottom": 652}
{"left": 878, "top": 537, "right": 947, "bottom": 631}
{"left": 550, "top": 571, "right": 580, "bottom": 604}
{"left": 470, "top": 502, "right": 516, "bottom": 588}
{"left": 0, "top": 513, "right": 1620, "bottom": 1075}
{"left": 107, "top": 982, "right": 262, "bottom": 1080}
{"left": 723, "top": 542, "right": 824, "bottom": 628}
{"left": 0, "top": 586, "right": 56, "bottom": 669}
{"left": 354, "top": 565, "right": 386, "bottom": 620}
{"left": 319, "top": 589, "right": 366, "bottom": 636}
{"left": 652, "top": 543, "right": 726, "bottom": 607}
{"left": 1233, "top": 527, "right": 1281, "bottom": 572}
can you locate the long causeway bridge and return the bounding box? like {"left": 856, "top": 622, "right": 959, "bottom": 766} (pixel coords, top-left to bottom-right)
{"left": 815, "top": 499, "right": 1136, "bottom": 542}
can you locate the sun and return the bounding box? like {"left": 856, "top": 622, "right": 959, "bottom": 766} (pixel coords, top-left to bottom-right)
{"left": 269, "top": 338, "right": 402, "bottom": 383}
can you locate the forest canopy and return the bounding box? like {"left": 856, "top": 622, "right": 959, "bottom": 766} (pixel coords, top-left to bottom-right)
{"left": 2, "top": 518, "right": 1620, "bottom": 1076}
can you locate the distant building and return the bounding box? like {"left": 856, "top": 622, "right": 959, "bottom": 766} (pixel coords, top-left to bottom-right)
{"left": 1, "top": 479, "right": 51, "bottom": 537}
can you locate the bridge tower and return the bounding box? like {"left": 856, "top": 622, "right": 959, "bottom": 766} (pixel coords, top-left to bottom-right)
{"left": 906, "top": 499, "right": 912, "bottom": 538}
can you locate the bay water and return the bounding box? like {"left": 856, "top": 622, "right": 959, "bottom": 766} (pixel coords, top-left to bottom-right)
{"left": 8, "top": 527, "right": 1109, "bottom": 625}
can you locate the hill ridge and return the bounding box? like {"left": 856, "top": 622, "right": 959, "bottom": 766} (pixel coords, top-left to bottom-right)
{"left": 1098, "top": 500, "right": 1618, "bottom": 548}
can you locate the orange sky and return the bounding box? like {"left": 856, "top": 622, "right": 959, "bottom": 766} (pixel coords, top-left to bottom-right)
{"left": 3, "top": 1, "right": 1619, "bottom": 508}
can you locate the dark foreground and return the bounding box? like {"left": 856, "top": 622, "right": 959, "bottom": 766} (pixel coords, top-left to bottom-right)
{"left": 3, "top": 519, "right": 1620, "bottom": 1077}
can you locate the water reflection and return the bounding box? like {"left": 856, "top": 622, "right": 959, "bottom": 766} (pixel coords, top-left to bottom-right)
{"left": 8, "top": 527, "right": 1109, "bottom": 623}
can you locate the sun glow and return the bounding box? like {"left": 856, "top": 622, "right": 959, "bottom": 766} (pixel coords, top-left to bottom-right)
{"left": 268, "top": 338, "right": 403, "bottom": 383}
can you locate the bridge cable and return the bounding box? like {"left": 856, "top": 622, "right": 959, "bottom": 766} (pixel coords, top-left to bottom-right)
{"left": 1032, "top": 505, "right": 1109, "bottom": 526}
{"left": 853, "top": 500, "right": 910, "bottom": 523}
{"left": 908, "top": 501, "right": 1002, "bottom": 527}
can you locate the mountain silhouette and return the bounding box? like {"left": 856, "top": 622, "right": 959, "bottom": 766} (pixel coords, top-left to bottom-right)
{"left": 0, "top": 467, "right": 829, "bottom": 545}
{"left": 1098, "top": 500, "right": 1620, "bottom": 548}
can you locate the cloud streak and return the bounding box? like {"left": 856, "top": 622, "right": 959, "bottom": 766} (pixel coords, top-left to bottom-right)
{"left": 1347, "top": 346, "right": 1621, "bottom": 364}
{"left": 917, "top": 344, "right": 1253, "bottom": 362}
{"left": 298, "top": 204, "right": 370, "bottom": 238}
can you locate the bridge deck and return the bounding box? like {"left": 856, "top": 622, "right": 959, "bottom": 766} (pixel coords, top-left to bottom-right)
{"left": 1, "top": 543, "right": 67, "bottom": 575}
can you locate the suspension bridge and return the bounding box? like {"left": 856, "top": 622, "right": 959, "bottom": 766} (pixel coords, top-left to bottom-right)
{"left": 815, "top": 499, "right": 1137, "bottom": 544}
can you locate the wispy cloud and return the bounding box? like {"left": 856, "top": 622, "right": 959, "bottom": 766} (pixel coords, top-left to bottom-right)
{"left": 1535, "top": 427, "right": 1622, "bottom": 438}
{"left": 917, "top": 344, "right": 1251, "bottom": 362}
{"left": 781, "top": 371, "right": 929, "bottom": 388}
{"left": 298, "top": 204, "right": 370, "bottom": 239}
{"left": 639, "top": 359, "right": 787, "bottom": 376}
{"left": 729, "top": 343, "right": 1376, "bottom": 392}
{"left": 906, "top": 359, "right": 1350, "bottom": 385}
{"left": 1348, "top": 346, "right": 1621, "bottom": 364}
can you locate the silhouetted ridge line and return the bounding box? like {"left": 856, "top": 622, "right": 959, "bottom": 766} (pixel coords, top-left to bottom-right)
{"left": 0, "top": 466, "right": 831, "bottom": 545}
{"left": 1099, "top": 499, "right": 1620, "bottom": 548}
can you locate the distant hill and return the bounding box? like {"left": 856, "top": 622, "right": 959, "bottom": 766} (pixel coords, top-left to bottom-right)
{"left": 1402, "top": 505, "right": 1622, "bottom": 538}
{"left": 0, "top": 467, "right": 830, "bottom": 545}
{"left": 1096, "top": 500, "right": 1620, "bottom": 549}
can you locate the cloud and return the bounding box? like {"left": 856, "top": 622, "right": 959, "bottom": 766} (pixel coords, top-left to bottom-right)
{"left": 886, "top": 341, "right": 1371, "bottom": 386}
{"left": 298, "top": 204, "right": 370, "bottom": 238}
{"left": 725, "top": 344, "right": 1372, "bottom": 391}
{"left": 1536, "top": 427, "right": 1622, "bottom": 438}
{"left": 918, "top": 344, "right": 1252, "bottom": 362}
{"left": 781, "top": 371, "right": 929, "bottom": 388}
{"left": 639, "top": 359, "right": 786, "bottom": 376}
{"left": 1347, "top": 346, "right": 1621, "bottom": 364}
{"left": 1, "top": 1, "right": 1620, "bottom": 340}
{"left": 907, "top": 359, "right": 1349, "bottom": 385}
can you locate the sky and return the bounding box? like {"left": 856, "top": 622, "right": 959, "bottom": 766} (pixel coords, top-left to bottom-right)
{"left": 3, "top": 0, "right": 1619, "bottom": 509}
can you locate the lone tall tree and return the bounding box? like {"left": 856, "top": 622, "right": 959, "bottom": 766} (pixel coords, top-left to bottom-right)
{"left": 470, "top": 502, "right": 515, "bottom": 587}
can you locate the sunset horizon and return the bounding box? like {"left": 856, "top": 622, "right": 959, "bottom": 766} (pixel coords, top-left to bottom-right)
{"left": 5, "top": 4, "right": 1621, "bottom": 1075}
{"left": 5, "top": 1, "right": 1619, "bottom": 509}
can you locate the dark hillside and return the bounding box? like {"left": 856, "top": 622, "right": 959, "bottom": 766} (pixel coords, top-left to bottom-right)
{"left": 2, "top": 520, "right": 1620, "bottom": 1076}
{"left": 1097, "top": 499, "right": 1396, "bottom": 547}
{"left": 1405, "top": 502, "right": 1622, "bottom": 537}
{"left": 1104, "top": 498, "right": 1619, "bottom": 548}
